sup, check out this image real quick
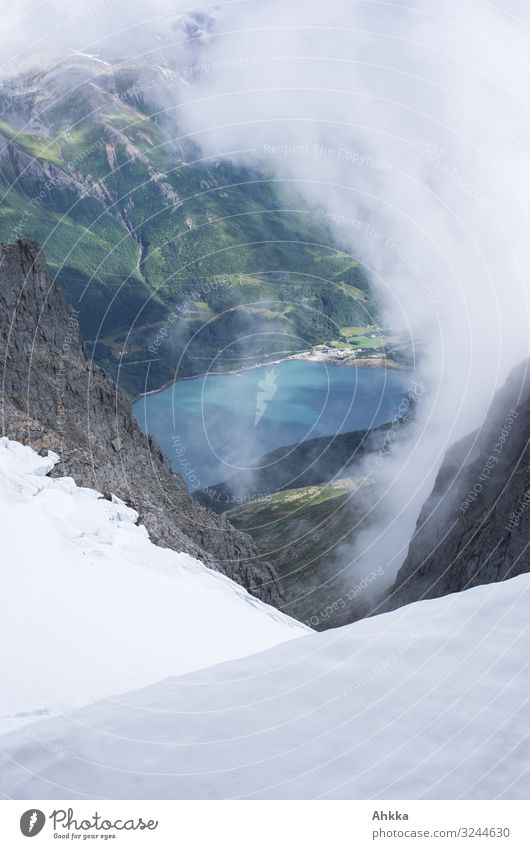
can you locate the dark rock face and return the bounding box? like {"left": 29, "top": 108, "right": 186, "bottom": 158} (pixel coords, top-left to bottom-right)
{"left": 384, "top": 361, "right": 530, "bottom": 610}
{"left": 0, "top": 238, "right": 282, "bottom": 605}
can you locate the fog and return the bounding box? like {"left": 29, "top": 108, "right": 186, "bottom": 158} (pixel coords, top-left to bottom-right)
{"left": 2, "top": 0, "right": 529, "bottom": 591}
{"left": 174, "top": 0, "right": 530, "bottom": 586}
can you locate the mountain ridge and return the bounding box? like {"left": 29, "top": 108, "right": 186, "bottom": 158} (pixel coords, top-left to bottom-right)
{"left": 0, "top": 237, "right": 284, "bottom": 604}
{"left": 383, "top": 360, "right": 530, "bottom": 610}
{"left": 0, "top": 436, "right": 306, "bottom": 735}
{"left": 0, "top": 55, "right": 378, "bottom": 396}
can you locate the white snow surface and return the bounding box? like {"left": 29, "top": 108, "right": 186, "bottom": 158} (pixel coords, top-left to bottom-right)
{"left": 0, "top": 438, "right": 306, "bottom": 733}
{"left": 1, "top": 439, "right": 529, "bottom": 799}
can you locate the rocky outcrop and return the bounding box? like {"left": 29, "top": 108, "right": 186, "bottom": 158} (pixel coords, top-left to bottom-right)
{"left": 384, "top": 361, "right": 530, "bottom": 610}
{"left": 0, "top": 238, "right": 282, "bottom": 605}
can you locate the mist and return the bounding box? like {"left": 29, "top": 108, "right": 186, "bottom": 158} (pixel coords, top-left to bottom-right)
{"left": 171, "top": 0, "right": 530, "bottom": 586}
{"left": 2, "top": 0, "right": 530, "bottom": 591}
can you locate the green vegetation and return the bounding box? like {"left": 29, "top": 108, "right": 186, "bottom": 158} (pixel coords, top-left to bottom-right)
{"left": 338, "top": 324, "right": 398, "bottom": 349}
{"left": 0, "top": 61, "right": 380, "bottom": 394}
{"left": 0, "top": 120, "right": 63, "bottom": 166}
{"left": 227, "top": 477, "right": 375, "bottom": 626}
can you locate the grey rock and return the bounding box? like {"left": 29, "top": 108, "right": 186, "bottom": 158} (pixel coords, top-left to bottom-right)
{"left": 383, "top": 360, "right": 530, "bottom": 610}
{"left": 0, "top": 238, "right": 283, "bottom": 606}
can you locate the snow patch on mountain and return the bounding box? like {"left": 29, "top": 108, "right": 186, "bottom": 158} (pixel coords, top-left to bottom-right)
{"left": 0, "top": 438, "right": 307, "bottom": 734}
{"left": 1, "top": 438, "right": 528, "bottom": 800}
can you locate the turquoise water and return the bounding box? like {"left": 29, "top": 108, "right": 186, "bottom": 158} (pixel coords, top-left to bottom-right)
{"left": 133, "top": 360, "right": 410, "bottom": 489}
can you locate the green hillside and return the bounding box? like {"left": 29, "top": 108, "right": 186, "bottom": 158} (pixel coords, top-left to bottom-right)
{"left": 227, "top": 477, "right": 378, "bottom": 627}
{"left": 0, "top": 58, "right": 379, "bottom": 394}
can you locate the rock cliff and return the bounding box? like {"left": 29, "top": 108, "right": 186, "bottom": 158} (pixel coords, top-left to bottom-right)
{"left": 0, "top": 238, "right": 282, "bottom": 605}
{"left": 384, "top": 361, "right": 530, "bottom": 609}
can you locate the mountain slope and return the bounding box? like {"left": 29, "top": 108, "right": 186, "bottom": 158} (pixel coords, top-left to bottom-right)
{"left": 227, "top": 476, "right": 377, "bottom": 627}
{"left": 196, "top": 424, "right": 387, "bottom": 512}
{"left": 0, "top": 438, "right": 306, "bottom": 736}
{"left": 0, "top": 56, "right": 377, "bottom": 395}
{"left": 1, "top": 570, "right": 528, "bottom": 799}
{"left": 0, "top": 238, "right": 283, "bottom": 603}
{"left": 202, "top": 408, "right": 415, "bottom": 626}
{"left": 384, "top": 361, "right": 530, "bottom": 610}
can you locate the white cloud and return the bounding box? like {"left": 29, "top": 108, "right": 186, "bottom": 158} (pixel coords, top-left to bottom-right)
{"left": 2, "top": 0, "right": 529, "bottom": 585}
{"left": 172, "top": 0, "right": 530, "bottom": 582}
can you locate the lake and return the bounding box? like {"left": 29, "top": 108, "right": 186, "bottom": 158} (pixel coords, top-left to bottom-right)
{"left": 133, "top": 360, "right": 411, "bottom": 489}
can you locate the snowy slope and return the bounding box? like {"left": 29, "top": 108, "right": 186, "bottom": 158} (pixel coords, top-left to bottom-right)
{"left": 0, "top": 439, "right": 307, "bottom": 734}
{"left": 1, "top": 563, "right": 529, "bottom": 799}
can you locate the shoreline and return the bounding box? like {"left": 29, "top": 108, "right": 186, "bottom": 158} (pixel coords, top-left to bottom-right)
{"left": 134, "top": 349, "right": 409, "bottom": 401}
